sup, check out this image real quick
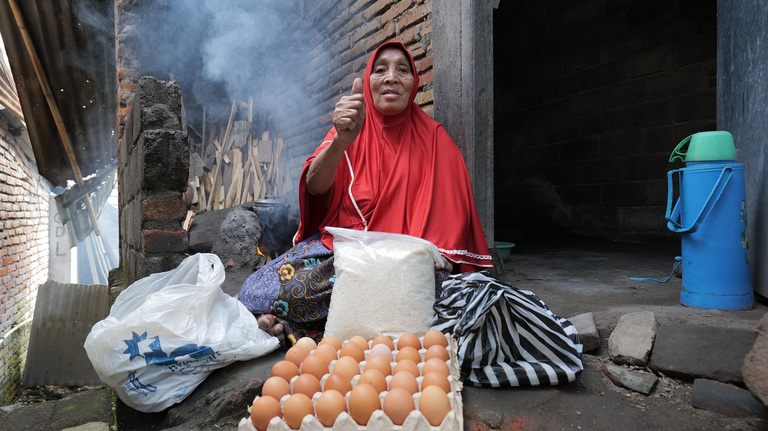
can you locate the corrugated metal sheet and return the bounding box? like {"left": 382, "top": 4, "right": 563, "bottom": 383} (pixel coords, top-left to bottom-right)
{"left": 0, "top": 0, "right": 116, "bottom": 188}
{"left": 22, "top": 279, "right": 109, "bottom": 386}
{"left": 0, "top": 38, "right": 22, "bottom": 120}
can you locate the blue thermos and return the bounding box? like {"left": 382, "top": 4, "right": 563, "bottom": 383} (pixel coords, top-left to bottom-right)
{"left": 665, "top": 131, "right": 754, "bottom": 310}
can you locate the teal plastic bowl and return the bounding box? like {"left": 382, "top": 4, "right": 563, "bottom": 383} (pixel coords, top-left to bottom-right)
{"left": 495, "top": 241, "right": 515, "bottom": 261}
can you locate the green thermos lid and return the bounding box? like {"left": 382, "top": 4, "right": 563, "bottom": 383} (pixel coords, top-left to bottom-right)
{"left": 669, "top": 131, "right": 737, "bottom": 162}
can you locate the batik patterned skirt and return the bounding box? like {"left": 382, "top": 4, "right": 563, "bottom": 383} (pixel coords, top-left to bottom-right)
{"left": 238, "top": 231, "right": 451, "bottom": 345}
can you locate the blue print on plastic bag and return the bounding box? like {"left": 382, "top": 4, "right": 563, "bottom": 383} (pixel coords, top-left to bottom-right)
{"left": 123, "top": 331, "right": 216, "bottom": 367}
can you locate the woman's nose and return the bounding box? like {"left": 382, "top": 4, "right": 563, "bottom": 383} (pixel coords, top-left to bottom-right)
{"left": 383, "top": 68, "right": 398, "bottom": 83}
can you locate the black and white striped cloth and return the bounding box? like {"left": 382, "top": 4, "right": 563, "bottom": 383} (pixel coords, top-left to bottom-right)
{"left": 432, "top": 272, "right": 583, "bottom": 387}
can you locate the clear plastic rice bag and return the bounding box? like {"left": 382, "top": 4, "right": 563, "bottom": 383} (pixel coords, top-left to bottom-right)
{"left": 324, "top": 227, "right": 443, "bottom": 341}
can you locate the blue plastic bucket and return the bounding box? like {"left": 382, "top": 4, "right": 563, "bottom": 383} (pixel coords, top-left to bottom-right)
{"left": 666, "top": 161, "right": 753, "bottom": 310}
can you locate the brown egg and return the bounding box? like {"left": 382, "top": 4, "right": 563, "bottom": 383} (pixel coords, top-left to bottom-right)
{"left": 271, "top": 360, "right": 299, "bottom": 383}
{"left": 423, "top": 329, "right": 449, "bottom": 349}
{"left": 319, "top": 335, "right": 343, "bottom": 352}
{"left": 292, "top": 373, "right": 322, "bottom": 398}
{"left": 348, "top": 383, "right": 381, "bottom": 425}
{"left": 332, "top": 356, "right": 361, "bottom": 380}
{"left": 316, "top": 389, "right": 347, "bottom": 427}
{"left": 425, "top": 344, "right": 450, "bottom": 362}
{"left": 323, "top": 372, "right": 353, "bottom": 395}
{"left": 295, "top": 336, "right": 317, "bottom": 352}
{"left": 383, "top": 387, "right": 415, "bottom": 426}
{"left": 389, "top": 370, "right": 419, "bottom": 395}
{"left": 358, "top": 369, "right": 387, "bottom": 393}
{"left": 422, "top": 357, "right": 450, "bottom": 377}
{"left": 393, "top": 358, "right": 420, "bottom": 378}
{"left": 372, "top": 334, "right": 395, "bottom": 350}
{"left": 285, "top": 345, "right": 309, "bottom": 368}
{"left": 348, "top": 335, "right": 370, "bottom": 351}
{"left": 314, "top": 343, "right": 338, "bottom": 364}
{"left": 419, "top": 385, "right": 451, "bottom": 426}
{"left": 363, "top": 355, "right": 393, "bottom": 377}
{"left": 283, "top": 393, "right": 314, "bottom": 430}
{"left": 300, "top": 354, "right": 328, "bottom": 380}
{"left": 421, "top": 370, "right": 451, "bottom": 393}
{"left": 261, "top": 376, "right": 291, "bottom": 401}
{"left": 396, "top": 333, "right": 421, "bottom": 350}
{"left": 250, "top": 396, "right": 282, "bottom": 431}
{"left": 395, "top": 346, "right": 421, "bottom": 364}
{"left": 339, "top": 341, "right": 366, "bottom": 363}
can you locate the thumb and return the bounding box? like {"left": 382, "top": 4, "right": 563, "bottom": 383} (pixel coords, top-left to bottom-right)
{"left": 351, "top": 77, "right": 363, "bottom": 95}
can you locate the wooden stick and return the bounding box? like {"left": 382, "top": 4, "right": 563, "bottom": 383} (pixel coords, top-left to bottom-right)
{"left": 226, "top": 149, "right": 243, "bottom": 207}
{"left": 207, "top": 100, "right": 237, "bottom": 210}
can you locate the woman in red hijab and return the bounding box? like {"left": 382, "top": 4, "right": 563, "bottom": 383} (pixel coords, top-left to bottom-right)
{"left": 239, "top": 41, "right": 491, "bottom": 345}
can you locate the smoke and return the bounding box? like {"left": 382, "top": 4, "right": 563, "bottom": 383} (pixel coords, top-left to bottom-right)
{"left": 135, "top": 0, "right": 329, "bottom": 130}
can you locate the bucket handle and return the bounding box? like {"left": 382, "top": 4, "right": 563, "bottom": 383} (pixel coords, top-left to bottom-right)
{"left": 669, "top": 134, "right": 693, "bottom": 163}
{"left": 665, "top": 166, "right": 733, "bottom": 234}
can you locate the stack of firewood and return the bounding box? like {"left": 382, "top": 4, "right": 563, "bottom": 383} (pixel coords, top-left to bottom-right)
{"left": 188, "top": 98, "right": 292, "bottom": 212}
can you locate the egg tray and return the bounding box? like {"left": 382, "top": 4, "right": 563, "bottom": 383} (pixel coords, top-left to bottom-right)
{"left": 238, "top": 333, "right": 464, "bottom": 431}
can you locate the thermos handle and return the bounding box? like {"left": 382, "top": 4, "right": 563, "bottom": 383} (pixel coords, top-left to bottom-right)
{"left": 669, "top": 134, "right": 693, "bottom": 163}
{"left": 666, "top": 167, "right": 733, "bottom": 234}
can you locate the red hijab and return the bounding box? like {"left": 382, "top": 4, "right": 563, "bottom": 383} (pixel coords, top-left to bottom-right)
{"left": 295, "top": 41, "right": 491, "bottom": 272}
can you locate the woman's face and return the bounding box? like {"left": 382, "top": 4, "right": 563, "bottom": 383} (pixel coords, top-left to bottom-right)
{"left": 369, "top": 47, "right": 415, "bottom": 115}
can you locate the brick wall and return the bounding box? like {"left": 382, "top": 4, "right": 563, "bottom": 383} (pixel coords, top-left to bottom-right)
{"left": 494, "top": 0, "right": 717, "bottom": 242}
{"left": 276, "top": 0, "right": 435, "bottom": 188}
{"left": 119, "top": 77, "right": 189, "bottom": 285}
{"left": 0, "top": 119, "right": 49, "bottom": 404}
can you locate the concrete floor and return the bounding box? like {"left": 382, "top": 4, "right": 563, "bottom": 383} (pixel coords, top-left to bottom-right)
{"left": 464, "top": 237, "right": 768, "bottom": 431}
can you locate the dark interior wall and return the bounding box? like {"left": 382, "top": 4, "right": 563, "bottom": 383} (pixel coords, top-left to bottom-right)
{"left": 494, "top": 0, "right": 717, "bottom": 243}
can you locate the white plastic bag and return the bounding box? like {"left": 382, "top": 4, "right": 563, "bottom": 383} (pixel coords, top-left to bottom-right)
{"left": 324, "top": 227, "right": 443, "bottom": 341}
{"left": 84, "top": 253, "right": 279, "bottom": 412}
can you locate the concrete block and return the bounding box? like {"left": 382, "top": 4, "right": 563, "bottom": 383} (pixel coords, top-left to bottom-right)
{"left": 743, "top": 313, "right": 768, "bottom": 408}
{"left": 692, "top": 379, "right": 768, "bottom": 418}
{"left": 132, "top": 77, "right": 183, "bottom": 136}
{"left": 649, "top": 323, "right": 755, "bottom": 384}
{"left": 568, "top": 312, "right": 600, "bottom": 352}
{"left": 141, "top": 229, "right": 189, "bottom": 254}
{"left": 139, "top": 130, "right": 189, "bottom": 192}
{"left": 609, "top": 311, "right": 657, "bottom": 366}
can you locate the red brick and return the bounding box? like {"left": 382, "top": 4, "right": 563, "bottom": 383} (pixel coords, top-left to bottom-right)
{"left": 142, "top": 229, "right": 189, "bottom": 253}
{"left": 394, "top": 27, "right": 417, "bottom": 45}
{"left": 365, "top": 0, "right": 396, "bottom": 20}
{"left": 398, "top": 2, "right": 429, "bottom": 30}
{"left": 367, "top": 21, "right": 396, "bottom": 50}
{"left": 382, "top": 0, "right": 414, "bottom": 23}
{"left": 351, "top": 19, "right": 378, "bottom": 46}
{"left": 419, "top": 70, "right": 434, "bottom": 87}
{"left": 420, "top": 19, "right": 432, "bottom": 36}
{"left": 416, "top": 55, "right": 433, "bottom": 74}
{"left": 142, "top": 198, "right": 187, "bottom": 222}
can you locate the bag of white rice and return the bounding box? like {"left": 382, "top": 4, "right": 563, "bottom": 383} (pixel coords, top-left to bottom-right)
{"left": 324, "top": 227, "right": 444, "bottom": 341}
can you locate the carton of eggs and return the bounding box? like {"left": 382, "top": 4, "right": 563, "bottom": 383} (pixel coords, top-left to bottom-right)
{"left": 238, "top": 330, "right": 463, "bottom": 431}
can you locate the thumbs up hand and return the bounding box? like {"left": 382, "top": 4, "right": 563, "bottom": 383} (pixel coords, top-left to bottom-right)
{"left": 333, "top": 78, "right": 366, "bottom": 149}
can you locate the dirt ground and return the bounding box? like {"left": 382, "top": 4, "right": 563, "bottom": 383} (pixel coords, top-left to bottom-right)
{"left": 3, "top": 237, "right": 768, "bottom": 431}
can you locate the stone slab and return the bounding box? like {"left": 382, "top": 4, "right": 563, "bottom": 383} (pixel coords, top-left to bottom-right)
{"left": 743, "top": 313, "right": 768, "bottom": 407}
{"left": 649, "top": 323, "right": 756, "bottom": 384}
{"left": 692, "top": 379, "right": 768, "bottom": 418}
{"left": 602, "top": 363, "right": 659, "bottom": 395}
{"left": 569, "top": 312, "right": 600, "bottom": 352}
{"left": 608, "top": 311, "right": 657, "bottom": 366}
